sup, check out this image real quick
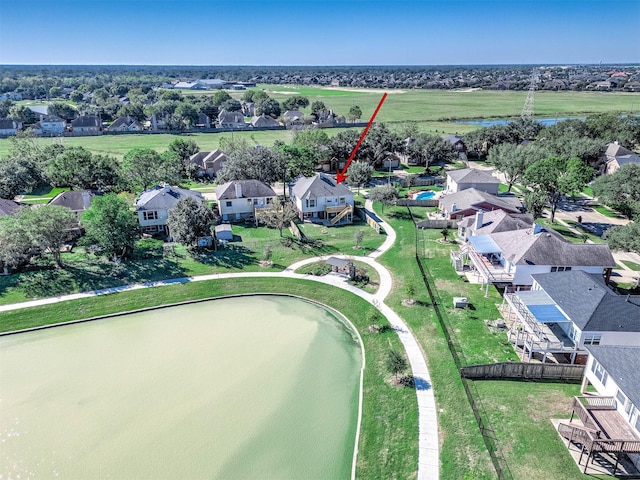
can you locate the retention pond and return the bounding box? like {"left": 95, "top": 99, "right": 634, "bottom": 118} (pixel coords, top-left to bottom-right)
{"left": 0, "top": 295, "right": 362, "bottom": 479}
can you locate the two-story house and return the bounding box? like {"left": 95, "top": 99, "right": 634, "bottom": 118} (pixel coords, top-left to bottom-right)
{"left": 217, "top": 109, "right": 247, "bottom": 129}
{"left": 453, "top": 224, "right": 616, "bottom": 294}
{"left": 503, "top": 270, "right": 640, "bottom": 364}
{"left": 445, "top": 168, "right": 500, "bottom": 194}
{"left": 559, "top": 345, "right": 640, "bottom": 473}
{"left": 32, "top": 115, "right": 66, "bottom": 135}
{"left": 135, "top": 185, "right": 203, "bottom": 236}
{"left": 290, "top": 174, "right": 354, "bottom": 225}
{"left": 70, "top": 115, "right": 102, "bottom": 134}
{"left": 215, "top": 179, "right": 276, "bottom": 222}
{"left": 0, "top": 118, "right": 23, "bottom": 136}
{"left": 188, "top": 149, "right": 228, "bottom": 178}
{"left": 108, "top": 115, "right": 144, "bottom": 132}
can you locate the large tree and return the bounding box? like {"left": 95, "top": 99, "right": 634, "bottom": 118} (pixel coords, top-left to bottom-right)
{"left": 212, "top": 90, "right": 232, "bottom": 106}
{"left": 404, "top": 133, "right": 458, "bottom": 167}
{"left": 282, "top": 95, "right": 309, "bottom": 111}
{"left": 348, "top": 105, "right": 362, "bottom": 123}
{"left": 9, "top": 104, "right": 38, "bottom": 124}
{"left": 120, "top": 148, "right": 183, "bottom": 190}
{"left": 524, "top": 156, "right": 592, "bottom": 223}
{"left": 82, "top": 194, "right": 140, "bottom": 261}
{"left": 46, "top": 145, "right": 119, "bottom": 190}
{"left": 346, "top": 161, "right": 374, "bottom": 193}
{"left": 604, "top": 222, "right": 640, "bottom": 255}
{"left": 364, "top": 123, "right": 402, "bottom": 167}
{"left": 256, "top": 97, "right": 281, "bottom": 117}
{"left": 488, "top": 143, "right": 549, "bottom": 191}
{"left": 369, "top": 185, "right": 399, "bottom": 213}
{"left": 174, "top": 102, "right": 200, "bottom": 128}
{"left": 256, "top": 199, "right": 298, "bottom": 237}
{"left": 216, "top": 140, "right": 284, "bottom": 185}
{"left": 17, "top": 205, "right": 76, "bottom": 268}
{"left": 168, "top": 138, "right": 200, "bottom": 178}
{"left": 277, "top": 144, "right": 318, "bottom": 189}
{"left": 311, "top": 101, "right": 326, "bottom": 115}
{"left": 0, "top": 215, "right": 31, "bottom": 273}
{"left": 47, "top": 101, "right": 77, "bottom": 120}
{"left": 166, "top": 197, "right": 214, "bottom": 247}
{"left": 0, "top": 157, "right": 39, "bottom": 199}
{"left": 591, "top": 163, "right": 640, "bottom": 219}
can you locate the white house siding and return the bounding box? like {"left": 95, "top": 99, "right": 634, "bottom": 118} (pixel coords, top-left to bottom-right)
{"left": 219, "top": 197, "right": 274, "bottom": 221}
{"left": 585, "top": 357, "right": 640, "bottom": 442}
{"left": 294, "top": 194, "right": 354, "bottom": 219}
{"left": 41, "top": 122, "right": 65, "bottom": 133}
{"left": 512, "top": 265, "right": 607, "bottom": 287}
{"left": 447, "top": 179, "right": 499, "bottom": 195}
{"left": 138, "top": 209, "right": 169, "bottom": 232}
{"left": 0, "top": 128, "right": 17, "bottom": 136}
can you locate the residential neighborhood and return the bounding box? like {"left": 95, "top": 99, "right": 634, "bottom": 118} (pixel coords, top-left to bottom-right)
{"left": 0, "top": 62, "right": 639, "bottom": 480}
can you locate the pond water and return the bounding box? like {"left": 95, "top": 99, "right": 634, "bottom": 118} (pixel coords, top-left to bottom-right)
{"left": 0, "top": 296, "right": 362, "bottom": 479}
{"left": 454, "top": 117, "right": 584, "bottom": 127}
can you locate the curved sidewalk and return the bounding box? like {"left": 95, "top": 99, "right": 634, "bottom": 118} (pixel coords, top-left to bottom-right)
{"left": 0, "top": 203, "right": 439, "bottom": 479}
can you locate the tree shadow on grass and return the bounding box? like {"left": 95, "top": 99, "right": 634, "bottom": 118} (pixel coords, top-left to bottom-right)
{"left": 189, "top": 244, "right": 255, "bottom": 269}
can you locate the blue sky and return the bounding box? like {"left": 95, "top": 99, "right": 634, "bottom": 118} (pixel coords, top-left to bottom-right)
{"left": 0, "top": 0, "right": 638, "bottom": 65}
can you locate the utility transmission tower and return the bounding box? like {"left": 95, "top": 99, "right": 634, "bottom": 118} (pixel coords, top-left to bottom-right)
{"left": 521, "top": 68, "right": 540, "bottom": 120}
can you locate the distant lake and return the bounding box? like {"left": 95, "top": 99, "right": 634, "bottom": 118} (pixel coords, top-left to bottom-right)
{"left": 454, "top": 117, "right": 584, "bottom": 127}
{"left": 0, "top": 296, "right": 362, "bottom": 479}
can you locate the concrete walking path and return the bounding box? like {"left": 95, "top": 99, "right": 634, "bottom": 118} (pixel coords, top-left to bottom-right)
{"left": 0, "top": 202, "right": 440, "bottom": 479}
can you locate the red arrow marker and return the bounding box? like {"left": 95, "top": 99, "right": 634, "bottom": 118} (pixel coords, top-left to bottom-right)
{"left": 336, "top": 93, "right": 387, "bottom": 184}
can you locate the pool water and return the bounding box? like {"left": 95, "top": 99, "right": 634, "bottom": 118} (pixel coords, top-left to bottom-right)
{"left": 415, "top": 191, "right": 436, "bottom": 200}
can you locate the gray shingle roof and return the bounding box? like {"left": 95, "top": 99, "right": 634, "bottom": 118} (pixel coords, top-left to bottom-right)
{"left": 531, "top": 270, "right": 640, "bottom": 332}
{"left": 215, "top": 180, "right": 276, "bottom": 200}
{"left": 0, "top": 118, "right": 21, "bottom": 129}
{"left": 586, "top": 345, "right": 640, "bottom": 409}
{"left": 440, "top": 188, "right": 522, "bottom": 214}
{"left": 291, "top": 174, "right": 353, "bottom": 200}
{"left": 49, "top": 190, "right": 102, "bottom": 212}
{"left": 605, "top": 142, "right": 633, "bottom": 158}
{"left": 136, "top": 186, "right": 203, "bottom": 210}
{"left": 457, "top": 210, "right": 534, "bottom": 234}
{"left": 251, "top": 114, "right": 279, "bottom": 127}
{"left": 71, "top": 115, "right": 101, "bottom": 128}
{"left": 189, "top": 149, "right": 228, "bottom": 169}
{"left": 42, "top": 115, "right": 65, "bottom": 123}
{"left": 109, "top": 115, "right": 143, "bottom": 130}
{"left": 613, "top": 154, "right": 640, "bottom": 166}
{"left": 490, "top": 228, "right": 616, "bottom": 268}
{"left": 447, "top": 168, "right": 500, "bottom": 184}
{"left": 0, "top": 198, "right": 22, "bottom": 216}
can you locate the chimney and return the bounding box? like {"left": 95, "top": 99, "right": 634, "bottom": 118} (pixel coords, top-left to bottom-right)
{"left": 82, "top": 191, "right": 92, "bottom": 209}
{"left": 533, "top": 223, "right": 542, "bottom": 234}
{"left": 474, "top": 211, "right": 484, "bottom": 230}
{"left": 164, "top": 184, "right": 171, "bottom": 193}
{"left": 451, "top": 203, "right": 457, "bottom": 212}
{"left": 235, "top": 182, "right": 242, "bottom": 198}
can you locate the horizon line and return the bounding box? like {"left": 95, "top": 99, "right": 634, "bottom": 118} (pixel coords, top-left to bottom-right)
{"left": 2, "top": 62, "right": 639, "bottom": 68}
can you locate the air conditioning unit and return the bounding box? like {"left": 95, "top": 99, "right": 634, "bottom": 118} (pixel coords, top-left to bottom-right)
{"left": 453, "top": 297, "right": 469, "bottom": 308}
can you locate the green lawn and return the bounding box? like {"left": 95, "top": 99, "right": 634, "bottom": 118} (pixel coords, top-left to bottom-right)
{"left": 0, "top": 220, "right": 385, "bottom": 306}
{"left": 376, "top": 204, "right": 611, "bottom": 480}
{"left": 0, "top": 277, "right": 418, "bottom": 480}
{"left": 19, "top": 186, "right": 70, "bottom": 204}
{"left": 591, "top": 204, "right": 624, "bottom": 219}
{"left": 473, "top": 381, "right": 608, "bottom": 480}
{"left": 621, "top": 260, "right": 640, "bottom": 271}
{"left": 295, "top": 259, "right": 381, "bottom": 295}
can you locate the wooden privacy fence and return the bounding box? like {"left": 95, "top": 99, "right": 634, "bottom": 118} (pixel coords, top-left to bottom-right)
{"left": 416, "top": 219, "right": 459, "bottom": 229}
{"left": 460, "top": 362, "right": 585, "bottom": 381}
{"left": 356, "top": 207, "right": 384, "bottom": 234}
{"left": 397, "top": 199, "right": 439, "bottom": 207}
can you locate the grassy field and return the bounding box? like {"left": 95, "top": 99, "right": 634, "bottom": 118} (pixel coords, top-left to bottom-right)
{"left": 1, "top": 88, "right": 636, "bottom": 158}
{"left": 0, "top": 220, "right": 384, "bottom": 305}
{"left": 0, "top": 277, "right": 419, "bottom": 480}
{"left": 376, "top": 204, "right": 609, "bottom": 480}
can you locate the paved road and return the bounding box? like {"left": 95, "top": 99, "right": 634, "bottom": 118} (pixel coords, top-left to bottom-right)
{"left": 0, "top": 201, "right": 440, "bottom": 480}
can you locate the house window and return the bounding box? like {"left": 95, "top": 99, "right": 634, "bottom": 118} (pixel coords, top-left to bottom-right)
{"left": 583, "top": 334, "right": 601, "bottom": 345}
{"left": 568, "top": 325, "right": 579, "bottom": 342}
{"left": 226, "top": 201, "right": 232, "bottom": 207}
{"left": 339, "top": 197, "right": 345, "bottom": 205}
{"left": 306, "top": 199, "right": 315, "bottom": 208}
{"left": 590, "top": 359, "right": 609, "bottom": 386}
{"left": 551, "top": 266, "right": 572, "bottom": 273}
{"left": 267, "top": 197, "right": 272, "bottom": 204}
{"left": 143, "top": 211, "right": 158, "bottom": 221}
{"left": 616, "top": 389, "right": 632, "bottom": 414}
{"left": 253, "top": 199, "right": 259, "bottom": 205}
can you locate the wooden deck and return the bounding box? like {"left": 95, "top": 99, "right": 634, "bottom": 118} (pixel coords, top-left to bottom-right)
{"left": 591, "top": 408, "right": 640, "bottom": 443}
